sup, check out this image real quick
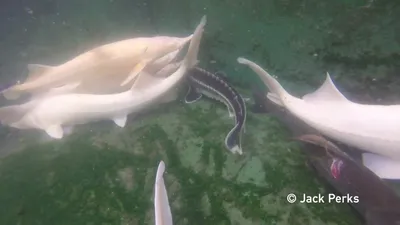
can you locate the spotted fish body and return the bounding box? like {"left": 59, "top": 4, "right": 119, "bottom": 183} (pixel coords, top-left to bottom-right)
{"left": 184, "top": 67, "right": 246, "bottom": 155}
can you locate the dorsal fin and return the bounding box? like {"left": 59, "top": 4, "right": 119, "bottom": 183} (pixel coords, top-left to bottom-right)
{"left": 26, "top": 64, "right": 53, "bottom": 82}
{"left": 302, "top": 73, "right": 348, "bottom": 103}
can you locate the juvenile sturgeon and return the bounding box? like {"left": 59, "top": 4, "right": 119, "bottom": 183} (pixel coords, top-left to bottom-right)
{"left": 184, "top": 67, "right": 246, "bottom": 155}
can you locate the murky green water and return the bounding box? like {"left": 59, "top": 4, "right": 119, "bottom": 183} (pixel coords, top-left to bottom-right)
{"left": 0, "top": 100, "right": 362, "bottom": 224}
{"left": 0, "top": 0, "right": 399, "bottom": 224}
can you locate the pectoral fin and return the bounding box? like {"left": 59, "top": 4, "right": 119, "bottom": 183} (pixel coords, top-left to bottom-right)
{"left": 45, "top": 125, "right": 64, "bottom": 139}
{"left": 121, "top": 61, "right": 149, "bottom": 86}
{"left": 184, "top": 86, "right": 202, "bottom": 103}
{"left": 113, "top": 115, "right": 127, "bottom": 128}
{"left": 362, "top": 153, "right": 400, "bottom": 179}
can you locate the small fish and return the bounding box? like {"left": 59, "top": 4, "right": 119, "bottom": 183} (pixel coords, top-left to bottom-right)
{"left": 294, "top": 134, "right": 400, "bottom": 225}
{"left": 154, "top": 161, "right": 172, "bottom": 225}
{"left": 184, "top": 67, "right": 246, "bottom": 155}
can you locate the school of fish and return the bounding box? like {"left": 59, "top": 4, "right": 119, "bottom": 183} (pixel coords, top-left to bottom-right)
{"left": 1, "top": 14, "right": 400, "bottom": 225}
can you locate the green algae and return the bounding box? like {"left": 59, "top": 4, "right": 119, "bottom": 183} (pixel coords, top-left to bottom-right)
{"left": 1, "top": 0, "right": 398, "bottom": 223}
{"left": 0, "top": 99, "right": 361, "bottom": 225}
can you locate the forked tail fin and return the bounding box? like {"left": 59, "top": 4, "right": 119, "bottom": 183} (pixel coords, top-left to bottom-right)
{"left": 129, "top": 16, "right": 206, "bottom": 91}
{"left": 154, "top": 161, "right": 173, "bottom": 225}
{"left": 237, "top": 58, "right": 290, "bottom": 106}
{"left": 225, "top": 126, "right": 243, "bottom": 155}
{"left": 181, "top": 15, "right": 206, "bottom": 70}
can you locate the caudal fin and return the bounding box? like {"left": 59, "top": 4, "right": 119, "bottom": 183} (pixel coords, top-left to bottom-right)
{"left": 128, "top": 16, "right": 206, "bottom": 91}
{"left": 237, "top": 58, "right": 290, "bottom": 106}
{"left": 181, "top": 16, "right": 206, "bottom": 70}
{"left": 154, "top": 161, "right": 172, "bottom": 225}
{"left": 225, "top": 127, "right": 243, "bottom": 155}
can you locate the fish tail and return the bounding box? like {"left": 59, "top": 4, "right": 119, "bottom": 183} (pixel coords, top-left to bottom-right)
{"left": 237, "top": 57, "right": 289, "bottom": 106}
{"left": 155, "top": 161, "right": 166, "bottom": 184}
{"left": 181, "top": 16, "right": 206, "bottom": 70}
{"left": 154, "top": 161, "right": 173, "bottom": 225}
{"left": 224, "top": 126, "right": 243, "bottom": 155}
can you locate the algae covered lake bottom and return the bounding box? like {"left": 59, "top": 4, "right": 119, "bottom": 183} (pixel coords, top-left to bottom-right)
{"left": 0, "top": 0, "right": 398, "bottom": 224}
{"left": 0, "top": 98, "right": 362, "bottom": 225}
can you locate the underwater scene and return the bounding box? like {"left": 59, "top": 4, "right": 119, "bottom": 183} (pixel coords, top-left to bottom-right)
{"left": 0, "top": 0, "right": 400, "bottom": 224}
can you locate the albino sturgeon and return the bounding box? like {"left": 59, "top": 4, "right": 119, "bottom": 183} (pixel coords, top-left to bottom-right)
{"left": 0, "top": 16, "right": 206, "bottom": 139}
{"left": 2, "top": 33, "right": 191, "bottom": 99}
{"left": 154, "top": 161, "right": 173, "bottom": 225}
{"left": 238, "top": 57, "right": 400, "bottom": 180}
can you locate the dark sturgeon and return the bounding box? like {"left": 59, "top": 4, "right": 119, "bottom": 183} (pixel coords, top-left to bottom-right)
{"left": 251, "top": 90, "right": 400, "bottom": 225}
{"left": 295, "top": 135, "right": 400, "bottom": 225}
{"left": 185, "top": 67, "right": 246, "bottom": 155}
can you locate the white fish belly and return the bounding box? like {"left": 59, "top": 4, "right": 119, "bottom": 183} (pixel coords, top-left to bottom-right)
{"left": 29, "top": 93, "right": 138, "bottom": 127}
{"left": 292, "top": 102, "right": 400, "bottom": 159}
